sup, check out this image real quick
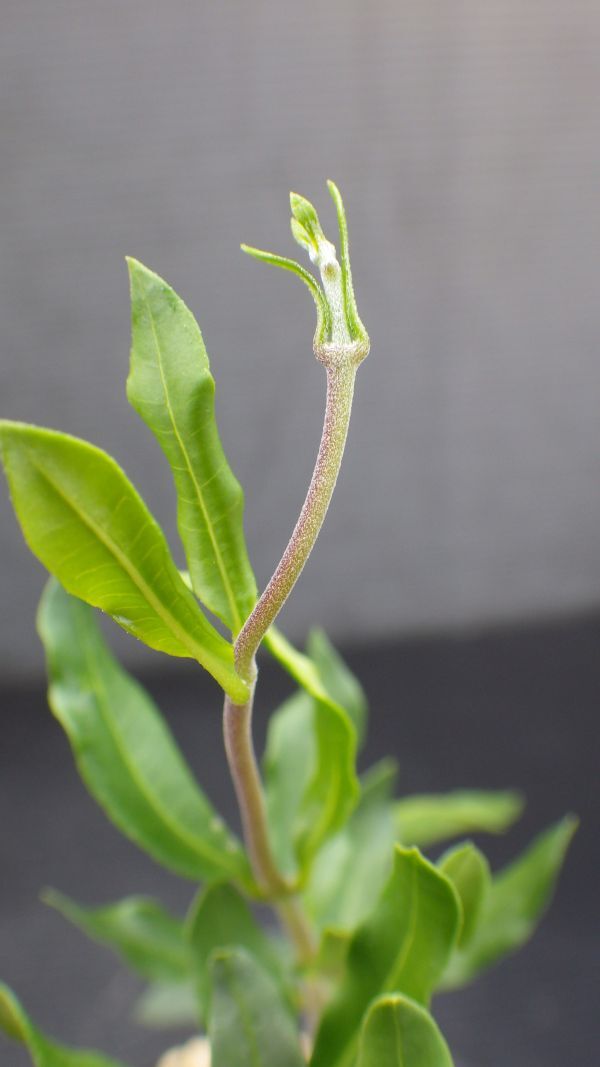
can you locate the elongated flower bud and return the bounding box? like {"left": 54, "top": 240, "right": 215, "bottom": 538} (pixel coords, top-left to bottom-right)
{"left": 243, "top": 182, "right": 369, "bottom": 369}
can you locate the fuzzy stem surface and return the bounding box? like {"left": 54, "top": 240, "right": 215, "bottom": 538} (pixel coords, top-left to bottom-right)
{"left": 222, "top": 686, "right": 318, "bottom": 962}
{"left": 235, "top": 360, "right": 357, "bottom": 681}
{"left": 222, "top": 683, "right": 286, "bottom": 895}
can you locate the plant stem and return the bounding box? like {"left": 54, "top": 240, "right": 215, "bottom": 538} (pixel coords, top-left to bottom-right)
{"left": 222, "top": 681, "right": 287, "bottom": 895}
{"left": 223, "top": 345, "right": 364, "bottom": 965}
{"left": 235, "top": 359, "right": 357, "bottom": 682}
{"left": 277, "top": 895, "right": 318, "bottom": 964}
{"left": 222, "top": 684, "right": 318, "bottom": 961}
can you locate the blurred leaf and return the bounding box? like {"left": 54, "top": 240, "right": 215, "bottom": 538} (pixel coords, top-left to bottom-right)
{"left": 394, "top": 790, "right": 524, "bottom": 848}
{"left": 0, "top": 420, "right": 247, "bottom": 701}
{"left": 307, "top": 627, "right": 367, "bottom": 743}
{"left": 297, "top": 694, "right": 358, "bottom": 865}
{"left": 310, "top": 847, "right": 460, "bottom": 1067}
{"left": 356, "top": 995, "right": 454, "bottom": 1067}
{"left": 264, "top": 692, "right": 314, "bottom": 877}
{"left": 38, "top": 580, "right": 250, "bottom": 884}
{"left": 132, "top": 980, "right": 198, "bottom": 1029}
{"left": 127, "top": 259, "right": 256, "bottom": 633}
{"left": 264, "top": 626, "right": 340, "bottom": 707}
{"left": 187, "top": 883, "right": 286, "bottom": 1022}
{"left": 305, "top": 761, "right": 397, "bottom": 931}
{"left": 43, "top": 890, "right": 189, "bottom": 982}
{"left": 441, "top": 816, "right": 577, "bottom": 988}
{"left": 263, "top": 688, "right": 358, "bottom": 879}
{"left": 313, "top": 929, "right": 352, "bottom": 985}
{"left": 360, "top": 757, "right": 400, "bottom": 800}
{"left": 438, "top": 843, "right": 490, "bottom": 947}
{"left": 0, "top": 983, "right": 128, "bottom": 1067}
{"left": 209, "top": 949, "right": 305, "bottom": 1067}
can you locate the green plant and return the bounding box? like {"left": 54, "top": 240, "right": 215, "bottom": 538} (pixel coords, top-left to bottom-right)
{"left": 0, "top": 182, "right": 575, "bottom": 1067}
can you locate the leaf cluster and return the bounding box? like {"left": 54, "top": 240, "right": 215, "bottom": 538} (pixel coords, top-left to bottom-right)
{"left": 0, "top": 190, "right": 576, "bottom": 1067}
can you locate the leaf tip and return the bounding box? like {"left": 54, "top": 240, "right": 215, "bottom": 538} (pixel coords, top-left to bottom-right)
{"left": 0, "top": 984, "right": 26, "bottom": 1043}
{"left": 560, "top": 812, "right": 579, "bottom": 843}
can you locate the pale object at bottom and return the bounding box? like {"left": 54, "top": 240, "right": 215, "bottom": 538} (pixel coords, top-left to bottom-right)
{"left": 156, "top": 1033, "right": 311, "bottom": 1066}
{"left": 156, "top": 1037, "right": 211, "bottom": 1067}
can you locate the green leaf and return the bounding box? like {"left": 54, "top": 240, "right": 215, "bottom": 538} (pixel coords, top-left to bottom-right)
{"left": 132, "top": 980, "right": 198, "bottom": 1029}
{"left": 305, "top": 761, "right": 397, "bottom": 931}
{"left": 441, "top": 816, "right": 577, "bottom": 988}
{"left": 438, "top": 843, "right": 490, "bottom": 947}
{"left": 356, "top": 995, "right": 454, "bottom": 1067}
{"left": 241, "top": 246, "right": 330, "bottom": 347}
{"left": 312, "top": 929, "right": 352, "bottom": 985}
{"left": 264, "top": 626, "right": 340, "bottom": 707}
{"left": 311, "top": 847, "right": 460, "bottom": 1067}
{"left": 306, "top": 627, "right": 367, "bottom": 744}
{"left": 290, "top": 192, "right": 327, "bottom": 252}
{"left": 297, "top": 697, "right": 358, "bottom": 866}
{"left": 326, "top": 181, "right": 369, "bottom": 345}
{"left": 265, "top": 625, "right": 366, "bottom": 749}
{"left": 264, "top": 626, "right": 362, "bottom": 870}
{"left": 264, "top": 692, "right": 314, "bottom": 877}
{"left": 0, "top": 983, "right": 129, "bottom": 1067}
{"left": 263, "top": 687, "right": 359, "bottom": 879}
{"left": 187, "top": 883, "right": 287, "bottom": 1023}
{"left": 209, "top": 949, "right": 305, "bottom": 1067}
{"left": 38, "top": 580, "right": 250, "bottom": 884}
{"left": 43, "top": 890, "right": 189, "bottom": 982}
{"left": 0, "top": 420, "right": 247, "bottom": 702}
{"left": 394, "top": 789, "right": 524, "bottom": 849}
{"left": 127, "top": 259, "right": 257, "bottom": 634}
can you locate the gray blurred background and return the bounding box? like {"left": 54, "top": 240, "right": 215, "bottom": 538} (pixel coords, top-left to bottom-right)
{"left": 1, "top": 0, "right": 599, "bottom": 678}
{"left": 1, "top": 5, "right": 599, "bottom": 1067}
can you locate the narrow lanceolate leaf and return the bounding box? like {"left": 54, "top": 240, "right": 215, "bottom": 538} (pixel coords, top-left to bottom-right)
{"left": 441, "top": 816, "right": 577, "bottom": 989}
{"left": 264, "top": 626, "right": 362, "bottom": 874}
{"left": 38, "top": 580, "right": 250, "bottom": 884}
{"left": 306, "top": 627, "right": 368, "bottom": 744}
{"left": 209, "top": 949, "right": 305, "bottom": 1067}
{"left": 127, "top": 259, "right": 257, "bottom": 633}
{"left": 263, "top": 688, "right": 359, "bottom": 879}
{"left": 265, "top": 626, "right": 337, "bottom": 705}
{"left": 43, "top": 890, "right": 189, "bottom": 983}
{"left": 241, "top": 246, "right": 330, "bottom": 347}
{"left": 306, "top": 760, "right": 397, "bottom": 931}
{"left": 297, "top": 692, "right": 358, "bottom": 865}
{"left": 265, "top": 626, "right": 366, "bottom": 743}
{"left": 438, "top": 843, "right": 491, "bottom": 947}
{"left": 264, "top": 693, "right": 314, "bottom": 877}
{"left": 0, "top": 983, "right": 129, "bottom": 1067}
{"left": 394, "top": 789, "right": 524, "bottom": 849}
{"left": 356, "top": 995, "right": 454, "bottom": 1067}
{"left": 0, "top": 421, "right": 247, "bottom": 702}
{"left": 187, "top": 884, "right": 287, "bottom": 1023}
{"left": 311, "top": 847, "right": 460, "bottom": 1067}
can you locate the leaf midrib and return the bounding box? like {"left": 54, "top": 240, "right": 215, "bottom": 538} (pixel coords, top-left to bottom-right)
{"left": 393, "top": 1003, "right": 406, "bottom": 1067}
{"left": 30, "top": 453, "right": 230, "bottom": 678}
{"left": 143, "top": 295, "right": 242, "bottom": 632}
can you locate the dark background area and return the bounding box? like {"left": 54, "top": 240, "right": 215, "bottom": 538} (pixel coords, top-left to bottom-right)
{"left": 1, "top": 3, "right": 599, "bottom": 1065}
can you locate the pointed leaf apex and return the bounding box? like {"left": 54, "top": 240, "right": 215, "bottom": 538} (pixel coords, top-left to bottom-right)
{"left": 290, "top": 191, "right": 326, "bottom": 250}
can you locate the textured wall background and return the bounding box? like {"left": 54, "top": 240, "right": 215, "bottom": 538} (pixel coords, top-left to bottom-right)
{"left": 1, "top": 1, "right": 599, "bottom": 677}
